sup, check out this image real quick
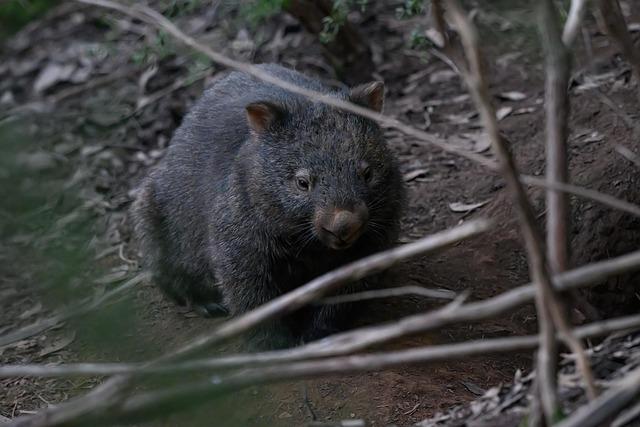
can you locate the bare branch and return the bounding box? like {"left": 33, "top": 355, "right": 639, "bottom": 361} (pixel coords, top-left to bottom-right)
{"left": 615, "top": 145, "right": 640, "bottom": 169}
{"left": 556, "top": 366, "right": 640, "bottom": 427}
{"left": 539, "top": 0, "right": 572, "bottom": 275}
{"left": 520, "top": 175, "right": 640, "bottom": 218}
{"left": 318, "top": 285, "right": 457, "bottom": 305}
{"left": 563, "top": 0, "right": 589, "bottom": 47}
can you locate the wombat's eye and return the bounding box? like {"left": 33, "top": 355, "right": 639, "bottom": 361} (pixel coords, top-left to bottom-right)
{"left": 296, "top": 177, "right": 310, "bottom": 192}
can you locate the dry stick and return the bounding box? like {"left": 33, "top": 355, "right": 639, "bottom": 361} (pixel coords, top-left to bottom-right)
{"left": 615, "top": 145, "right": 640, "bottom": 169}
{"left": 597, "top": 0, "right": 640, "bottom": 88}
{"left": 562, "top": 0, "right": 589, "bottom": 47}
{"left": 555, "top": 366, "right": 640, "bottom": 427}
{"left": 36, "top": 314, "right": 640, "bottom": 425}
{"left": 9, "top": 220, "right": 492, "bottom": 427}
{"left": 445, "top": 1, "right": 597, "bottom": 422}
{"left": 73, "top": 0, "right": 640, "bottom": 221}
{"left": 612, "top": 399, "right": 640, "bottom": 427}
{"left": 318, "top": 285, "right": 457, "bottom": 305}
{"left": 3, "top": 311, "right": 640, "bottom": 379}
{"left": 539, "top": 0, "right": 572, "bottom": 278}
{"left": 519, "top": 175, "right": 640, "bottom": 218}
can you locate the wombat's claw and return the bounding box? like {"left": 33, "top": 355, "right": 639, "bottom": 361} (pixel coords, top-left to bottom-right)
{"left": 193, "top": 302, "right": 229, "bottom": 318}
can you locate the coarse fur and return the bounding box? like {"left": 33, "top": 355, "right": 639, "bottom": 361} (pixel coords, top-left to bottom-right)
{"left": 131, "top": 64, "right": 405, "bottom": 347}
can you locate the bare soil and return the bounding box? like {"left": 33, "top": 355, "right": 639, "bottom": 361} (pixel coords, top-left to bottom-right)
{"left": 1, "top": 2, "right": 639, "bottom": 426}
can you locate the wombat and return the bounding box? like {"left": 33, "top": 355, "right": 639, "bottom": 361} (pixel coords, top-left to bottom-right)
{"left": 131, "top": 64, "right": 405, "bottom": 347}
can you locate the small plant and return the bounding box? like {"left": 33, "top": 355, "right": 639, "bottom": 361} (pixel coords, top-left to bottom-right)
{"left": 395, "top": 0, "right": 425, "bottom": 19}
{"left": 240, "top": 0, "right": 290, "bottom": 26}
{"left": 320, "top": 0, "right": 369, "bottom": 44}
{"left": 0, "top": 0, "right": 58, "bottom": 39}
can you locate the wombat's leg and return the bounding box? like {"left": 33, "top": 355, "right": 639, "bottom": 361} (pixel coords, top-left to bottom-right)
{"left": 155, "top": 264, "right": 228, "bottom": 318}
{"left": 302, "top": 277, "right": 377, "bottom": 342}
{"left": 220, "top": 275, "right": 295, "bottom": 349}
{"left": 302, "top": 303, "right": 351, "bottom": 343}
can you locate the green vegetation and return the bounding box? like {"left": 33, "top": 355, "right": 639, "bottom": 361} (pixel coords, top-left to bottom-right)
{"left": 0, "top": 0, "right": 58, "bottom": 40}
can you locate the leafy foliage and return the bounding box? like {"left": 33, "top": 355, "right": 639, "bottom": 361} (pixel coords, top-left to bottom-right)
{"left": 0, "top": 0, "right": 57, "bottom": 40}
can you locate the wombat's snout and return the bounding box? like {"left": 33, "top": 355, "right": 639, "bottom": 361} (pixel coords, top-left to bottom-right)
{"left": 315, "top": 204, "right": 369, "bottom": 250}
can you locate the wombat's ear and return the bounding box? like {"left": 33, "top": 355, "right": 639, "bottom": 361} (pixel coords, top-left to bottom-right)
{"left": 245, "top": 102, "right": 284, "bottom": 134}
{"left": 349, "top": 81, "right": 385, "bottom": 112}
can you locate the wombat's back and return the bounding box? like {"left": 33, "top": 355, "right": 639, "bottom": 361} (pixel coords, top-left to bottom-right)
{"left": 131, "top": 65, "right": 336, "bottom": 298}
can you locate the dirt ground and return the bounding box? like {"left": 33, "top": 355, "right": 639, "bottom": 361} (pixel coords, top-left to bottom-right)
{"left": 1, "top": 1, "right": 640, "bottom": 426}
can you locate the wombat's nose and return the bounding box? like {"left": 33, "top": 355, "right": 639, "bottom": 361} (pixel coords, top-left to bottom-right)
{"left": 320, "top": 208, "right": 367, "bottom": 249}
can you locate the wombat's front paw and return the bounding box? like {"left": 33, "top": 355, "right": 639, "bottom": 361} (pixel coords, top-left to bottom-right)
{"left": 193, "top": 302, "right": 230, "bottom": 318}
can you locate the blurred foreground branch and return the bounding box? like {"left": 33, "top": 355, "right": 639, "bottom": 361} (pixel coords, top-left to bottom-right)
{"left": 10, "top": 219, "right": 492, "bottom": 427}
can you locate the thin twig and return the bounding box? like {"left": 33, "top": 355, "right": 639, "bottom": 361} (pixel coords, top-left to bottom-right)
{"left": 563, "top": 0, "right": 589, "bottom": 47}
{"left": 520, "top": 175, "right": 640, "bottom": 218}
{"left": 615, "top": 145, "right": 640, "bottom": 169}
{"left": 318, "top": 285, "right": 456, "bottom": 305}
{"left": 539, "top": 0, "right": 572, "bottom": 276}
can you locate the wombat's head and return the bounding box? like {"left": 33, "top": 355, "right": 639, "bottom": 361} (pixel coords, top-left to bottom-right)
{"left": 244, "top": 82, "right": 404, "bottom": 251}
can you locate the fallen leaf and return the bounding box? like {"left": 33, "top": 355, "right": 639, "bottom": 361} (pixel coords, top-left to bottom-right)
{"left": 448, "top": 200, "right": 490, "bottom": 213}
{"left": 496, "top": 106, "right": 513, "bottom": 120}
{"left": 582, "top": 131, "right": 604, "bottom": 144}
{"left": 450, "top": 132, "right": 492, "bottom": 154}
{"left": 462, "top": 380, "right": 485, "bottom": 396}
{"left": 497, "top": 91, "right": 527, "bottom": 101}
{"left": 39, "top": 331, "right": 76, "bottom": 357}
{"left": 424, "top": 28, "right": 445, "bottom": 48}
{"left": 404, "top": 168, "right": 429, "bottom": 182}
{"left": 429, "top": 69, "right": 458, "bottom": 84}
{"left": 513, "top": 106, "right": 536, "bottom": 115}
{"left": 33, "top": 63, "right": 77, "bottom": 93}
